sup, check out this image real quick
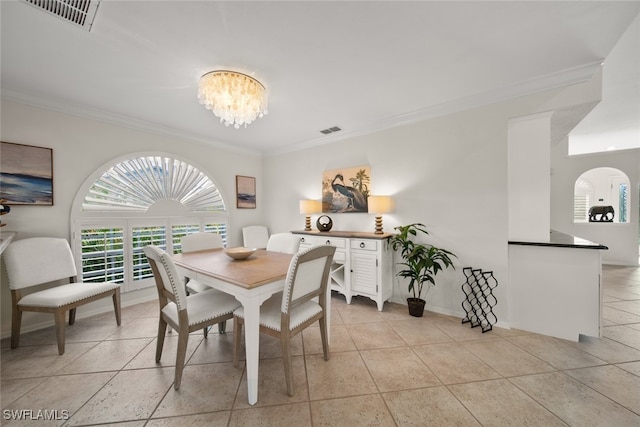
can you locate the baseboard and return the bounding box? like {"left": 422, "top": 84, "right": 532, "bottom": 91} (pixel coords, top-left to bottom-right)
{"left": 603, "top": 261, "right": 640, "bottom": 267}
{"left": 389, "top": 296, "right": 510, "bottom": 330}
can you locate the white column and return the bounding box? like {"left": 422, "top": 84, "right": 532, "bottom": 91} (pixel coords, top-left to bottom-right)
{"left": 508, "top": 112, "right": 553, "bottom": 242}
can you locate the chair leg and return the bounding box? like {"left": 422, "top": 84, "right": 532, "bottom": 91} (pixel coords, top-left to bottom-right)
{"left": 11, "top": 307, "right": 22, "bottom": 350}
{"left": 113, "top": 290, "right": 122, "bottom": 326}
{"left": 156, "top": 318, "right": 168, "bottom": 363}
{"left": 218, "top": 320, "right": 226, "bottom": 334}
{"left": 203, "top": 325, "right": 209, "bottom": 339}
{"left": 69, "top": 308, "right": 76, "bottom": 325}
{"left": 174, "top": 325, "right": 190, "bottom": 390}
{"left": 232, "top": 316, "right": 243, "bottom": 368}
{"left": 319, "top": 316, "right": 330, "bottom": 361}
{"left": 54, "top": 310, "right": 67, "bottom": 355}
{"left": 281, "top": 333, "right": 294, "bottom": 396}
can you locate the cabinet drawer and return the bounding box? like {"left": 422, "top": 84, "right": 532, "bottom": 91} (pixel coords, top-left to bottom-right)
{"left": 299, "top": 235, "right": 346, "bottom": 248}
{"left": 333, "top": 250, "right": 346, "bottom": 263}
{"left": 351, "top": 239, "right": 377, "bottom": 251}
{"left": 299, "top": 242, "right": 345, "bottom": 262}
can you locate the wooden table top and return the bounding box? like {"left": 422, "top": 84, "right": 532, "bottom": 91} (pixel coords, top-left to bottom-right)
{"left": 173, "top": 248, "right": 293, "bottom": 289}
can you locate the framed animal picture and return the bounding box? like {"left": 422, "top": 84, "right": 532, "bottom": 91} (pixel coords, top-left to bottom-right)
{"left": 322, "top": 165, "right": 370, "bottom": 213}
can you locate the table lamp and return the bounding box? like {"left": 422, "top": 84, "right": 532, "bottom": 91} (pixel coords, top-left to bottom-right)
{"left": 299, "top": 200, "right": 321, "bottom": 231}
{"left": 368, "top": 195, "right": 393, "bottom": 234}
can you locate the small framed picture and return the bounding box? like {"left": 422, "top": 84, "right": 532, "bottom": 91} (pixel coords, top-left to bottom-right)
{"left": 236, "top": 175, "right": 256, "bottom": 209}
{"left": 0, "top": 141, "right": 54, "bottom": 205}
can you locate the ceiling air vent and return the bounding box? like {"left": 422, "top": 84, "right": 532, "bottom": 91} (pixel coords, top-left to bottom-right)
{"left": 23, "top": 0, "right": 100, "bottom": 31}
{"left": 320, "top": 126, "right": 342, "bottom": 135}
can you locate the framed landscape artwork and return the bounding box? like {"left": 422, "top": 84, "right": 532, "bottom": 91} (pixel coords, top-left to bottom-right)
{"left": 322, "top": 165, "right": 370, "bottom": 213}
{"left": 236, "top": 175, "right": 256, "bottom": 209}
{"left": 0, "top": 141, "right": 53, "bottom": 205}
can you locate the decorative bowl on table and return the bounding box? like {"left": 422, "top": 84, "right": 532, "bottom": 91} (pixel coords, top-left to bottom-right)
{"left": 224, "top": 247, "right": 257, "bottom": 260}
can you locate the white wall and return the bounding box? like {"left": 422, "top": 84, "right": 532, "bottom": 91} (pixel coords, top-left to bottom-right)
{"left": 263, "top": 78, "right": 604, "bottom": 323}
{"left": 551, "top": 140, "right": 639, "bottom": 265}
{"left": 0, "top": 99, "right": 264, "bottom": 337}
{"left": 508, "top": 112, "right": 552, "bottom": 242}
{"left": 263, "top": 105, "right": 506, "bottom": 321}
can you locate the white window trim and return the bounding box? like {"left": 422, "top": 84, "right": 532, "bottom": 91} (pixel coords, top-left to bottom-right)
{"left": 70, "top": 151, "right": 230, "bottom": 293}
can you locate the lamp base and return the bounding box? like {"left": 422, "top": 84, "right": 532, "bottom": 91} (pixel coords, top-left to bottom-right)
{"left": 374, "top": 216, "right": 384, "bottom": 234}
{"left": 304, "top": 215, "right": 312, "bottom": 231}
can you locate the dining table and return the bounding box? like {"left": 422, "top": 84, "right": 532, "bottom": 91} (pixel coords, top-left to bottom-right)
{"left": 172, "top": 248, "right": 296, "bottom": 405}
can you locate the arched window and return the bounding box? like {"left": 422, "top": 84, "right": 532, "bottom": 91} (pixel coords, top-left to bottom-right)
{"left": 573, "top": 167, "right": 630, "bottom": 224}
{"left": 71, "top": 153, "right": 228, "bottom": 292}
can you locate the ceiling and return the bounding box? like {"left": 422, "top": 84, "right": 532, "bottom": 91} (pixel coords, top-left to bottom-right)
{"left": 2, "top": 1, "right": 639, "bottom": 155}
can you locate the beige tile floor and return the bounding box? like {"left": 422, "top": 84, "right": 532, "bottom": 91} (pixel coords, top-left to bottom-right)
{"left": 1, "top": 264, "right": 639, "bottom": 426}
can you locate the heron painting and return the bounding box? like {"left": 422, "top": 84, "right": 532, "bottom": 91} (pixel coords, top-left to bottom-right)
{"left": 322, "top": 165, "right": 370, "bottom": 213}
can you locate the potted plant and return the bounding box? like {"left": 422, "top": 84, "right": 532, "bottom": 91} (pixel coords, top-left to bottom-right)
{"left": 389, "top": 223, "right": 456, "bottom": 317}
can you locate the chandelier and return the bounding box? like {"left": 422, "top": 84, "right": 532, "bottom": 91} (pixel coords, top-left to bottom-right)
{"left": 197, "top": 70, "right": 268, "bottom": 129}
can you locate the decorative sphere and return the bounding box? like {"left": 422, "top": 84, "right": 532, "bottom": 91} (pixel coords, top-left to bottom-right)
{"left": 316, "top": 215, "right": 333, "bottom": 232}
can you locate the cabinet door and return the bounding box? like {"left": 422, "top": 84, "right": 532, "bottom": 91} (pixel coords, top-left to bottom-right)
{"left": 350, "top": 251, "right": 378, "bottom": 295}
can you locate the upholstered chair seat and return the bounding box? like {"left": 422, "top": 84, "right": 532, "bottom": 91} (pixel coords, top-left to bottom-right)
{"left": 18, "top": 282, "right": 120, "bottom": 307}
{"left": 233, "top": 294, "right": 321, "bottom": 333}
{"left": 160, "top": 291, "right": 239, "bottom": 327}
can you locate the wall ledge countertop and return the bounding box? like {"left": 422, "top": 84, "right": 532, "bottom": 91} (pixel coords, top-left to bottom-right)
{"left": 508, "top": 229, "right": 608, "bottom": 250}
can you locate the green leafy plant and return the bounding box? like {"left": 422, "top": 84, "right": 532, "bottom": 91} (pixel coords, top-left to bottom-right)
{"left": 388, "top": 223, "right": 456, "bottom": 300}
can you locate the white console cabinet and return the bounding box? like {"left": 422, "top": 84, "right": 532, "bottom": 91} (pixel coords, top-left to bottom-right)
{"left": 293, "top": 230, "right": 392, "bottom": 311}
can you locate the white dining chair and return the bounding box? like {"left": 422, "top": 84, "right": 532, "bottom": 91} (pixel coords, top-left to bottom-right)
{"left": 181, "top": 232, "right": 224, "bottom": 253}
{"left": 266, "top": 232, "right": 301, "bottom": 254}
{"left": 3, "top": 237, "right": 121, "bottom": 355}
{"left": 233, "top": 244, "right": 336, "bottom": 396}
{"left": 143, "top": 245, "right": 241, "bottom": 390}
{"left": 180, "top": 232, "right": 227, "bottom": 335}
{"left": 180, "top": 232, "right": 224, "bottom": 295}
{"left": 242, "top": 225, "right": 269, "bottom": 249}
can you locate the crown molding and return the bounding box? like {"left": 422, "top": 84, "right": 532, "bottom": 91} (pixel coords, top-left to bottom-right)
{"left": 3, "top": 60, "right": 602, "bottom": 158}
{"left": 0, "top": 90, "right": 262, "bottom": 157}
{"left": 267, "top": 60, "right": 603, "bottom": 156}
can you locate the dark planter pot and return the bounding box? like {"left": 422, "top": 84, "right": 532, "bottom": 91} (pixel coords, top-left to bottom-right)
{"left": 407, "top": 298, "right": 426, "bottom": 317}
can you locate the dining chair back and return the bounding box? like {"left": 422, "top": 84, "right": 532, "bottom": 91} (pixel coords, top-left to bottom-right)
{"left": 180, "top": 232, "right": 224, "bottom": 295}
{"left": 233, "top": 244, "right": 336, "bottom": 395}
{"left": 143, "top": 245, "right": 241, "bottom": 389}
{"left": 181, "top": 232, "right": 224, "bottom": 253}
{"left": 242, "top": 225, "right": 269, "bottom": 249}
{"left": 266, "top": 232, "right": 301, "bottom": 254}
{"left": 2, "top": 237, "right": 121, "bottom": 355}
